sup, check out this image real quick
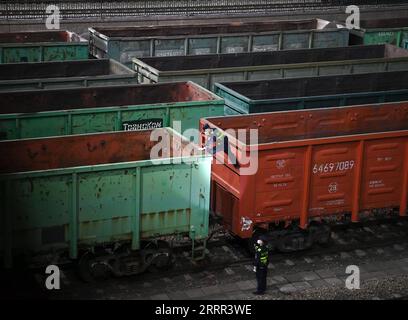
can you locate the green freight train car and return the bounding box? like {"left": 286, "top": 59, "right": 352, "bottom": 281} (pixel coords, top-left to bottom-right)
{"left": 0, "top": 129, "right": 211, "bottom": 277}
{"left": 0, "top": 30, "right": 88, "bottom": 63}
{"left": 133, "top": 44, "right": 408, "bottom": 89}
{"left": 214, "top": 71, "right": 408, "bottom": 115}
{"left": 0, "top": 81, "right": 223, "bottom": 140}
{"left": 89, "top": 19, "right": 349, "bottom": 67}
{"left": 350, "top": 18, "right": 408, "bottom": 48}
{"left": 0, "top": 59, "right": 137, "bottom": 91}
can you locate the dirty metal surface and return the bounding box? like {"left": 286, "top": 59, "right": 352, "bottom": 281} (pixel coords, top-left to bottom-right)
{"left": 136, "top": 44, "right": 404, "bottom": 72}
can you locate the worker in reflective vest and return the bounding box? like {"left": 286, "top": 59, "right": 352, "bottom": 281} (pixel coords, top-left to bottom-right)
{"left": 204, "top": 126, "right": 225, "bottom": 156}
{"left": 253, "top": 238, "right": 269, "bottom": 295}
{"left": 202, "top": 124, "right": 237, "bottom": 165}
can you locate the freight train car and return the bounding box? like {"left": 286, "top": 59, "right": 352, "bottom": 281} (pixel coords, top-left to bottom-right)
{"left": 0, "top": 59, "right": 137, "bottom": 91}
{"left": 214, "top": 70, "right": 408, "bottom": 115}
{"left": 0, "top": 31, "right": 88, "bottom": 64}
{"left": 200, "top": 102, "right": 408, "bottom": 251}
{"left": 133, "top": 44, "right": 408, "bottom": 89}
{"left": 350, "top": 18, "right": 408, "bottom": 48}
{"left": 89, "top": 19, "right": 348, "bottom": 67}
{"left": 0, "top": 129, "right": 211, "bottom": 279}
{"left": 0, "top": 81, "right": 223, "bottom": 141}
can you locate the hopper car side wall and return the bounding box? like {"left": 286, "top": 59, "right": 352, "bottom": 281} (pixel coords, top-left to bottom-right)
{"left": 213, "top": 71, "right": 408, "bottom": 114}
{"left": 0, "top": 102, "right": 223, "bottom": 141}
{"left": 133, "top": 45, "right": 408, "bottom": 89}
{"left": 0, "top": 44, "right": 89, "bottom": 64}
{"left": 135, "top": 57, "right": 408, "bottom": 90}
{"left": 351, "top": 26, "right": 408, "bottom": 48}
{"left": 0, "top": 82, "right": 224, "bottom": 140}
{"left": 0, "top": 151, "right": 211, "bottom": 268}
{"left": 89, "top": 22, "right": 349, "bottom": 67}
{"left": 210, "top": 133, "right": 408, "bottom": 239}
{"left": 0, "top": 31, "right": 88, "bottom": 64}
{"left": 347, "top": 18, "right": 408, "bottom": 48}
{"left": 0, "top": 59, "right": 137, "bottom": 91}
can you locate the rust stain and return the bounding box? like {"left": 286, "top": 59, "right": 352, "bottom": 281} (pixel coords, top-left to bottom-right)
{"left": 0, "top": 129, "right": 193, "bottom": 174}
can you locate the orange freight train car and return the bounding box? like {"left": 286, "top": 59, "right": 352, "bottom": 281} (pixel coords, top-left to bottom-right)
{"left": 200, "top": 102, "right": 408, "bottom": 251}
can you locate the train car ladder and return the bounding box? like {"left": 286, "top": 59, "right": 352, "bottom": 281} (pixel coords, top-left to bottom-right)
{"left": 190, "top": 229, "right": 208, "bottom": 262}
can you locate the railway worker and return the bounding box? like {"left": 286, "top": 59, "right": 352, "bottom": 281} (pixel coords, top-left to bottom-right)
{"left": 202, "top": 124, "right": 226, "bottom": 155}
{"left": 253, "top": 237, "right": 269, "bottom": 295}
{"left": 202, "top": 124, "right": 237, "bottom": 165}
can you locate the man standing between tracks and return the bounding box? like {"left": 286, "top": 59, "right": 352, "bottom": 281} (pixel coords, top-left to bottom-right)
{"left": 253, "top": 237, "right": 269, "bottom": 295}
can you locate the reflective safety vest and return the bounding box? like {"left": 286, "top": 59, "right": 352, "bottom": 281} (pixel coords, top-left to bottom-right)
{"left": 203, "top": 126, "right": 238, "bottom": 167}
{"left": 204, "top": 128, "right": 225, "bottom": 155}
{"left": 254, "top": 244, "right": 269, "bottom": 267}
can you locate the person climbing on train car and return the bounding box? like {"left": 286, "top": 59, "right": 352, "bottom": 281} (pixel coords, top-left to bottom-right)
{"left": 202, "top": 123, "right": 238, "bottom": 165}
{"left": 253, "top": 237, "right": 269, "bottom": 295}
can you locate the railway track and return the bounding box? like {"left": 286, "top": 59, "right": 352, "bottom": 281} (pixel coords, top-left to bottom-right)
{"left": 25, "top": 217, "right": 405, "bottom": 285}
{"left": 2, "top": 216, "right": 407, "bottom": 299}
{"left": 128, "top": 217, "right": 408, "bottom": 283}
{"left": 0, "top": 1, "right": 407, "bottom": 20}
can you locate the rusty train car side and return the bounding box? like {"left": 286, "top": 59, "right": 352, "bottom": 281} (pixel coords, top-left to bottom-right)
{"left": 200, "top": 102, "right": 408, "bottom": 251}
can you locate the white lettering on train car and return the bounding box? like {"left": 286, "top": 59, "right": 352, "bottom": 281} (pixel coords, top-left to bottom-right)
{"left": 313, "top": 160, "right": 355, "bottom": 174}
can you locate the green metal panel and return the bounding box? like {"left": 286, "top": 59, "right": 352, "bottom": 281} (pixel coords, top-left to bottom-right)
{"left": 1, "top": 46, "right": 42, "bottom": 63}
{"left": 0, "top": 134, "right": 211, "bottom": 261}
{"left": 0, "top": 102, "right": 223, "bottom": 140}
{"left": 0, "top": 83, "right": 224, "bottom": 140}
{"left": 189, "top": 158, "right": 211, "bottom": 240}
{"left": 363, "top": 30, "right": 403, "bottom": 46}
{"left": 352, "top": 19, "right": 408, "bottom": 48}
{"left": 141, "top": 165, "right": 192, "bottom": 237}
{"left": 214, "top": 71, "right": 408, "bottom": 114}
{"left": 0, "top": 31, "right": 88, "bottom": 64}
{"left": 42, "top": 44, "right": 88, "bottom": 62}
{"left": 132, "top": 44, "right": 408, "bottom": 90}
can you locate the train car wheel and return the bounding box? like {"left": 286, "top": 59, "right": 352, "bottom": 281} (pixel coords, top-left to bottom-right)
{"left": 144, "top": 240, "right": 173, "bottom": 273}
{"left": 77, "top": 252, "right": 111, "bottom": 282}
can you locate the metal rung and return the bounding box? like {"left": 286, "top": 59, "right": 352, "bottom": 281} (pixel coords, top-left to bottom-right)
{"left": 193, "top": 256, "right": 205, "bottom": 262}
{"left": 191, "top": 237, "right": 208, "bottom": 261}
